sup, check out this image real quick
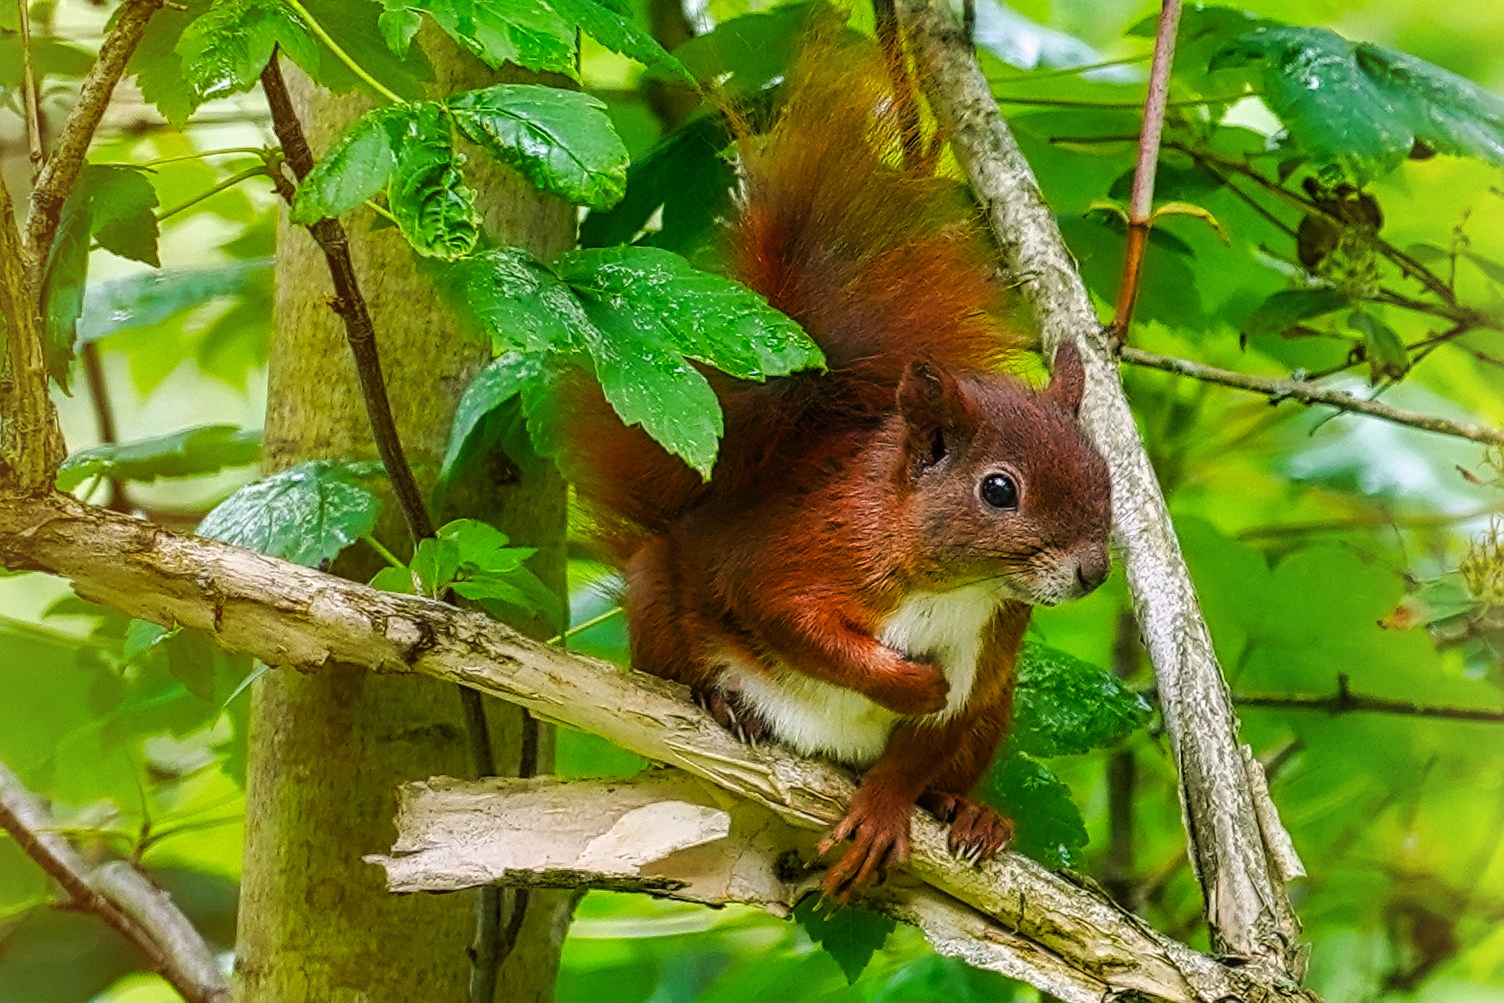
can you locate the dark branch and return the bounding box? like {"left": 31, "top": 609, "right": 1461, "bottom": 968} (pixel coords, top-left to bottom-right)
{"left": 1239, "top": 675, "right": 1504, "bottom": 724}
{"left": 1120, "top": 346, "right": 1504, "bottom": 446}
{"left": 0, "top": 760, "right": 229, "bottom": 1003}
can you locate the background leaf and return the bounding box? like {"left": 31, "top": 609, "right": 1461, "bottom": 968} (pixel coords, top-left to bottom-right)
{"left": 791, "top": 895, "right": 895, "bottom": 984}
{"left": 196, "top": 461, "right": 383, "bottom": 568}
{"left": 56, "top": 425, "right": 262, "bottom": 492}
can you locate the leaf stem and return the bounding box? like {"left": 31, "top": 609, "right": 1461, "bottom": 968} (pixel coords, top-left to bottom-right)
{"left": 363, "top": 534, "right": 406, "bottom": 569}
{"left": 141, "top": 146, "right": 271, "bottom": 167}
{"left": 280, "top": 0, "right": 406, "bottom": 106}
{"left": 363, "top": 198, "right": 400, "bottom": 225}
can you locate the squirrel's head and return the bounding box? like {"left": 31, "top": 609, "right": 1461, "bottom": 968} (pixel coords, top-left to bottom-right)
{"left": 893, "top": 343, "right": 1112, "bottom": 606}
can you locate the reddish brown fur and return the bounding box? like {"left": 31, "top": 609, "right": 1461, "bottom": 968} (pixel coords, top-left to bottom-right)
{"left": 556, "top": 32, "right": 1114, "bottom": 897}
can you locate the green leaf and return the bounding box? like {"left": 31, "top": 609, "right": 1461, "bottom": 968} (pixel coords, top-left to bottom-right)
{"left": 403, "top": 0, "right": 576, "bottom": 77}
{"left": 40, "top": 187, "right": 93, "bottom": 390}
{"left": 175, "top": 0, "right": 320, "bottom": 108}
{"left": 378, "top": 7, "right": 423, "bottom": 54}
{"left": 86, "top": 165, "right": 161, "bottom": 266}
{"left": 411, "top": 536, "right": 463, "bottom": 596}
{"left": 542, "top": 0, "right": 691, "bottom": 83}
{"left": 555, "top": 246, "right": 823, "bottom": 381}
{"left": 438, "top": 247, "right": 600, "bottom": 354}
{"left": 129, "top": 0, "right": 217, "bottom": 129}
{"left": 56, "top": 425, "right": 262, "bottom": 492}
{"left": 1011, "top": 642, "right": 1151, "bottom": 758}
{"left": 1345, "top": 309, "right": 1409, "bottom": 383}
{"left": 668, "top": 2, "right": 814, "bottom": 95}
{"left": 980, "top": 752, "right": 1088, "bottom": 869}
{"left": 578, "top": 113, "right": 736, "bottom": 253}
{"left": 196, "top": 460, "right": 383, "bottom": 568}
{"left": 791, "top": 895, "right": 895, "bottom": 984}
{"left": 370, "top": 564, "right": 419, "bottom": 594}
{"left": 448, "top": 84, "right": 629, "bottom": 209}
{"left": 1211, "top": 26, "right": 1504, "bottom": 181}
{"left": 166, "top": 629, "right": 219, "bottom": 702}
{"left": 443, "top": 351, "right": 550, "bottom": 477}
{"left": 438, "top": 519, "right": 533, "bottom": 573}
{"left": 552, "top": 246, "right": 821, "bottom": 476}
{"left": 291, "top": 107, "right": 405, "bottom": 224}
{"left": 388, "top": 103, "right": 482, "bottom": 260}
{"left": 1241, "top": 288, "right": 1351, "bottom": 340}
{"left": 79, "top": 262, "right": 269, "bottom": 345}
{"left": 123, "top": 620, "right": 175, "bottom": 663}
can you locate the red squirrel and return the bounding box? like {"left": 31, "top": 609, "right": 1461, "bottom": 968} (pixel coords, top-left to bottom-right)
{"left": 560, "top": 33, "right": 1113, "bottom": 897}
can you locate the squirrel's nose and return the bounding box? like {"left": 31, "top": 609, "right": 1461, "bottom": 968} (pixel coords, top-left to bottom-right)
{"left": 1074, "top": 549, "right": 1110, "bottom": 594}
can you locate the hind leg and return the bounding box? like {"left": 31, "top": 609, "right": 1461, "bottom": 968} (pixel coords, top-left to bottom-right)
{"left": 625, "top": 536, "right": 771, "bottom": 744}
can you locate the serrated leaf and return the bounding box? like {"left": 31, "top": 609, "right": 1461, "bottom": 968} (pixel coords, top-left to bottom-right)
{"left": 1011, "top": 643, "right": 1151, "bottom": 758}
{"left": 1211, "top": 26, "right": 1504, "bottom": 181}
{"left": 292, "top": 107, "right": 405, "bottom": 224}
{"left": 555, "top": 246, "right": 823, "bottom": 381}
{"left": 438, "top": 518, "right": 529, "bottom": 572}
{"left": 448, "top": 84, "right": 629, "bottom": 209}
{"left": 553, "top": 246, "right": 822, "bottom": 476}
{"left": 543, "top": 0, "right": 691, "bottom": 82}
{"left": 56, "top": 424, "right": 262, "bottom": 492}
{"left": 980, "top": 751, "right": 1088, "bottom": 869}
{"left": 443, "top": 351, "right": 550, "bottom": 477}
{"left": 439, "top": 247, "right": 599, "bottom": 354}
{"left": 404, "top": 0, "right": 576, "bottom": 77}
{"left": 129, "top": 0, "right": 216, "bottom": 129}
{"left": 86, "top": 165, "right": 161, "bottom": 266}
{"left": 388, "top": 103, "right": 481, "bottom": 260}
{"left": 792, "top": 895, "right": 895, "bottom": 984}
{"left": 175, "top": 0, "right": 320, "bottom": 107}
{"left": 1346, "top": 309, "right": 1409, "bottom": 383}
{"left": 378, "top": 7, "right": 423, "bottom": 54}
{"left": 196, "top": 460, "right": 383, "bottom": 568}
{"left": 1242, "top": 288, "right": 1351, "bottom": 340}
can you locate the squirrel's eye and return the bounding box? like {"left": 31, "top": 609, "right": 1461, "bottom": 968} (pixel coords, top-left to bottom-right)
{"left": 979, "top": 473, "right": 1018, "bottom": 510}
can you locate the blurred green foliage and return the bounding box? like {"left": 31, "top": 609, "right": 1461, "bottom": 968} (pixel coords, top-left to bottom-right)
{"left": 2, "top": 0, "right": 1504, "bottom": 1000}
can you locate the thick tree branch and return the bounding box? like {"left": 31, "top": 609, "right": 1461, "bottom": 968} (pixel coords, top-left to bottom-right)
{"left": 895, "top": 0, "right": 1306, "bottom": 969}
{"left": 0, "top": 491, "right": 1314, "bottom": 1002}
{"left": 1110, "top": 0, "right": 1179, "bottom": 338}
{"left": 23, "top": 0, "right": 163, "bottom": 291}
{"left": 1121, "top": 346, "right": 1504, "bottom": 446}
{"left": 0, "top": 760, "right": 229, "bottom": 1003}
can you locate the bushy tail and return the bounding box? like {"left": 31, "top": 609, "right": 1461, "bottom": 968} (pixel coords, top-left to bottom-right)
{"left": 560, "top": 28, "right": 1023, "bottom": 558}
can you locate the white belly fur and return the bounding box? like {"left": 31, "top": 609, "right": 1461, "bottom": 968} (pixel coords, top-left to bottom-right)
{"left": 718, "top": 584, "right": 1004, "bottom": 767}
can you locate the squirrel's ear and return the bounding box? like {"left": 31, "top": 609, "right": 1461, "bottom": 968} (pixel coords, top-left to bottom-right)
{"left": 1047, "top": 342, "right": 1086, "bottom": 415}
{"left": 898, "top": 359, "right": 967, "bottom": 437}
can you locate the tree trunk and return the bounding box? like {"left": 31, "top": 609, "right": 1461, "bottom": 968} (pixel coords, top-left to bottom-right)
{"left": 234, "top": 39, "right": 575, "bottom": 1002}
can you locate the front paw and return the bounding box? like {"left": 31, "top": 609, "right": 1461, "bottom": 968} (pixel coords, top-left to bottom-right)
{"left": 867, "top": 657, "right": 949, "bottom": 716}
{"left": 815, "top": 788, "right": 912, "bottom": 900}
{"left": 918, "top": 792, "right": 1012, "bottom": 864}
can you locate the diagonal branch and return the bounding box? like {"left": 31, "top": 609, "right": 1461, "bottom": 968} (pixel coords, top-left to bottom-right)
{"left": 0, "top": 760, "right": 229, "bottom": 1003}
{"left": 0, "top": 491, "right": 1315, "bottom": 1002}
{"left": 895, "top": 0, "right": 1306, "bottom": 970}
{"left": 1121, "top": 346, "right": 1504, "bottom": 446}
{"left": 23, "top": 0, "right": 163, "bottom": 291}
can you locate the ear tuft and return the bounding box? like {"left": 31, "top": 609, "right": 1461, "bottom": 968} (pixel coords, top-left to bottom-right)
{"left": 1047, "top": 341, "right": 1086, "bottom": 415}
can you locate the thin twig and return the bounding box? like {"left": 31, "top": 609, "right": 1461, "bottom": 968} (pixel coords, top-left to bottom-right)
{"left": 257, "top": 56, "right": 518, "bottom": 1001}
{"left": 1239, "top": 675, "right": 1504, "bottom": 724}
{"left": 0, "top": 761, "right": 229, "bottom": 1003}
{"left": 23, "top": 0, "right": 164, "bottom": 293}
{"left": 18, "top": 0, "right": 44, "bottom": 174}
{"left": 1110, "top": 0, "right": 1180, "bottom": 339}
{"left": 1120, "top": 346, "right": 1504, "bottom": 446}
